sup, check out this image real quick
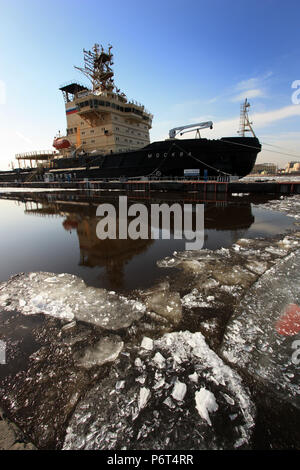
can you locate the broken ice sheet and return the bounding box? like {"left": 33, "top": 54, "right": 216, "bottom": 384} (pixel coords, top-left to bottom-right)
{"left": 74, "top": 336, "right": 124, "bottom": 368}
{"left": 63, "top": 331, "right": 255, "bottom": 450}
{"left": 140, "top": 282, "right": 182, "bottom": 324}
{"left": 181, "top": 289, "right": 214, "bottom": 308}
{"left": 0, "top": 272, "right": 146, "bottom": 330}
{"left": 221, "top": 249, "right": 300, "bottom": 408}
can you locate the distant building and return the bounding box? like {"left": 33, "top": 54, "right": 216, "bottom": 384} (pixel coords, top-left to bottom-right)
{"left": 285, "top": 161, "right": 300, "bottom": 173}
{"left": 250, "top": 163, "right": 278, "bottom": 175}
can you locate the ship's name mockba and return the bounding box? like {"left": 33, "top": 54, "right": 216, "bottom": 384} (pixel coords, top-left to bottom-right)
{"left": 55, "top": 43, "right": 153, "bottom": 156}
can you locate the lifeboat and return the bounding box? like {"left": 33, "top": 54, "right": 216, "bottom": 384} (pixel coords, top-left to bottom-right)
{"left": 53, "top": 138, "right": 71, "bottom": 150}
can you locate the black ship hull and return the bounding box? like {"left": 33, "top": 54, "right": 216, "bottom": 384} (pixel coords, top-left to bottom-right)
{"left": 0, "top": 137, "right": 261, "bottom": 182}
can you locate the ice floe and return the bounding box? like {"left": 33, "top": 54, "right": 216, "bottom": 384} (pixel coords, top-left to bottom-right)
{"left": 140, "top": 282, "right": 182, "bottom": 324}
{"left": 0, "top": 272, "right": 146, "bottom": 330}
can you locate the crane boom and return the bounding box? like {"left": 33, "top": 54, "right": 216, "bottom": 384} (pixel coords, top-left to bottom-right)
{"left": 169, "top": 121, "right": 213, "bottom": 139}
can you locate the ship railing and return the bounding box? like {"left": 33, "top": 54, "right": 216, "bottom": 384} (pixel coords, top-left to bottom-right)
{"left": 73, "top": 175, "right": 232, "bottom": 183}
{"left": 15, "top": 150, "right": 59, "bottom": 159}
{"left": 126, "top": 175, "right": 231, "bottom": 182}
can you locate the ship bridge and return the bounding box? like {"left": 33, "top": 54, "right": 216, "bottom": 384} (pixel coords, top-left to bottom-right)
{"left": 59, "top": 82, "right": 89, "bottom": 103}
{"left": 74, "top": 92, "right": 152, "bottom": 128}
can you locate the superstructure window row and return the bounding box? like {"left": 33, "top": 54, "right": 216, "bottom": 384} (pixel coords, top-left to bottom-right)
{"left": 76, "top": 99, "right": 148, "bottom": 119}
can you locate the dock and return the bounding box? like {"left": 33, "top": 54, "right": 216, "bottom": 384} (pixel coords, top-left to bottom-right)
{"left": 0, "top": 178, "right": 300, "bottom": 195}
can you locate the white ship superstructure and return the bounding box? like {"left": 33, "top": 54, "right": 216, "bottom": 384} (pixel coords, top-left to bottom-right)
{"left": 56, "top": 44, "right": 153, "bottom": 156}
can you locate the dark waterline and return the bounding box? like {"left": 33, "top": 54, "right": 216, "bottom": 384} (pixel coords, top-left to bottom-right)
{"left": 0, "top": 193, "right": 295, "bottom": 292}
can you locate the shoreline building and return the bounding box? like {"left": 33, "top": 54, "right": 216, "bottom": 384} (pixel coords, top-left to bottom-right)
{"left": 250, "top": 163, "right": 278, "bottom": 175}
{"left": 285, "top": 161, "right": 300, "bottom": 173}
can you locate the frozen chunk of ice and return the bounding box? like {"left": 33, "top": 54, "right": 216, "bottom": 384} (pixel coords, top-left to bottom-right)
{"left": 195, "top": 388, "right": 218, "bottom": 426}
{"left": 171, "top": 380, "right": 187, "bottom": 401}
{"left": 0, "top": 272, "right": 145, "bottom": 329}
{"left": 138, "top": 387, "right": 150, "bottom": 410}
{"left": 152, "top": 352, "right": 166, "bottom": 368}
{"left": 188, "top": 372, "right": 199, "bottom": 383}
{"left": 74, "top": 336, "right": 124, "bottom": 368}
{"left": 142, "top": 283, "right": 182, "bottom": 324}
{"left": 141, "top": 337, "right": 154, "bottom": 350}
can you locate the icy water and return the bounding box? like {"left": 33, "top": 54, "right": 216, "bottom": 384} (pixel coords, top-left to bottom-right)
{"left": 0, "top": 191, "right": 295, "bottom": 291}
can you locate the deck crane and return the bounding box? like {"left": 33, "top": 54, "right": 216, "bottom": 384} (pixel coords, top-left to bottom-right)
{"left": 169, "top": 121, "right": 213, "bottom": 139}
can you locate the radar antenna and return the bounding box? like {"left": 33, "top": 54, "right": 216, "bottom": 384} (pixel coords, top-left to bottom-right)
{"left": 238, "top": 99, "right": 256, "bottom": 137}
{"left": 75, "top": 43, "right": 116, "bottom": 92}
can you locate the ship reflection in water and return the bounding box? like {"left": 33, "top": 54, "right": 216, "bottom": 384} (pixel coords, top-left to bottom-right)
{"left": 63, "top": 202, "right": 254, "bottom": 290}
{"left": 0, "top": 192, "right": 294, "bottom": 291}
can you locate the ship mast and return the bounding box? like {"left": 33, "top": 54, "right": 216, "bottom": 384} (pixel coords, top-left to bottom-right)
{"left": 238, "top": 98, "right": 256, "bottom": 137}
{"left": 75, "top": 43, "right": 119, "bottom": 93}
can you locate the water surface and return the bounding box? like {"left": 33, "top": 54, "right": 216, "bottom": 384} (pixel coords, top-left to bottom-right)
{"left": 0, "top": 192, "right": 295, "bottom": 291}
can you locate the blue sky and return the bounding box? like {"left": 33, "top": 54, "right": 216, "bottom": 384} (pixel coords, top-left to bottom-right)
{"left": 1, "top": 0, "right": 300, "bottom": 169}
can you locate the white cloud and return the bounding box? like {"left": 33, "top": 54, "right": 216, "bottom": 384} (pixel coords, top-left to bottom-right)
{"left": 208, "top": 71, "right": 272, "bottom": 105}
{"left": 235, "top": 72, "right": 273, "bottom": 91}
{"left": 198, "top": 104, "right": 300, "bottom": 139}
{"left": 252, "top": 105, "right": 300, "bottom": 127}
{"left": 231, "top": 88, "right": 264, "bottom": 102}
